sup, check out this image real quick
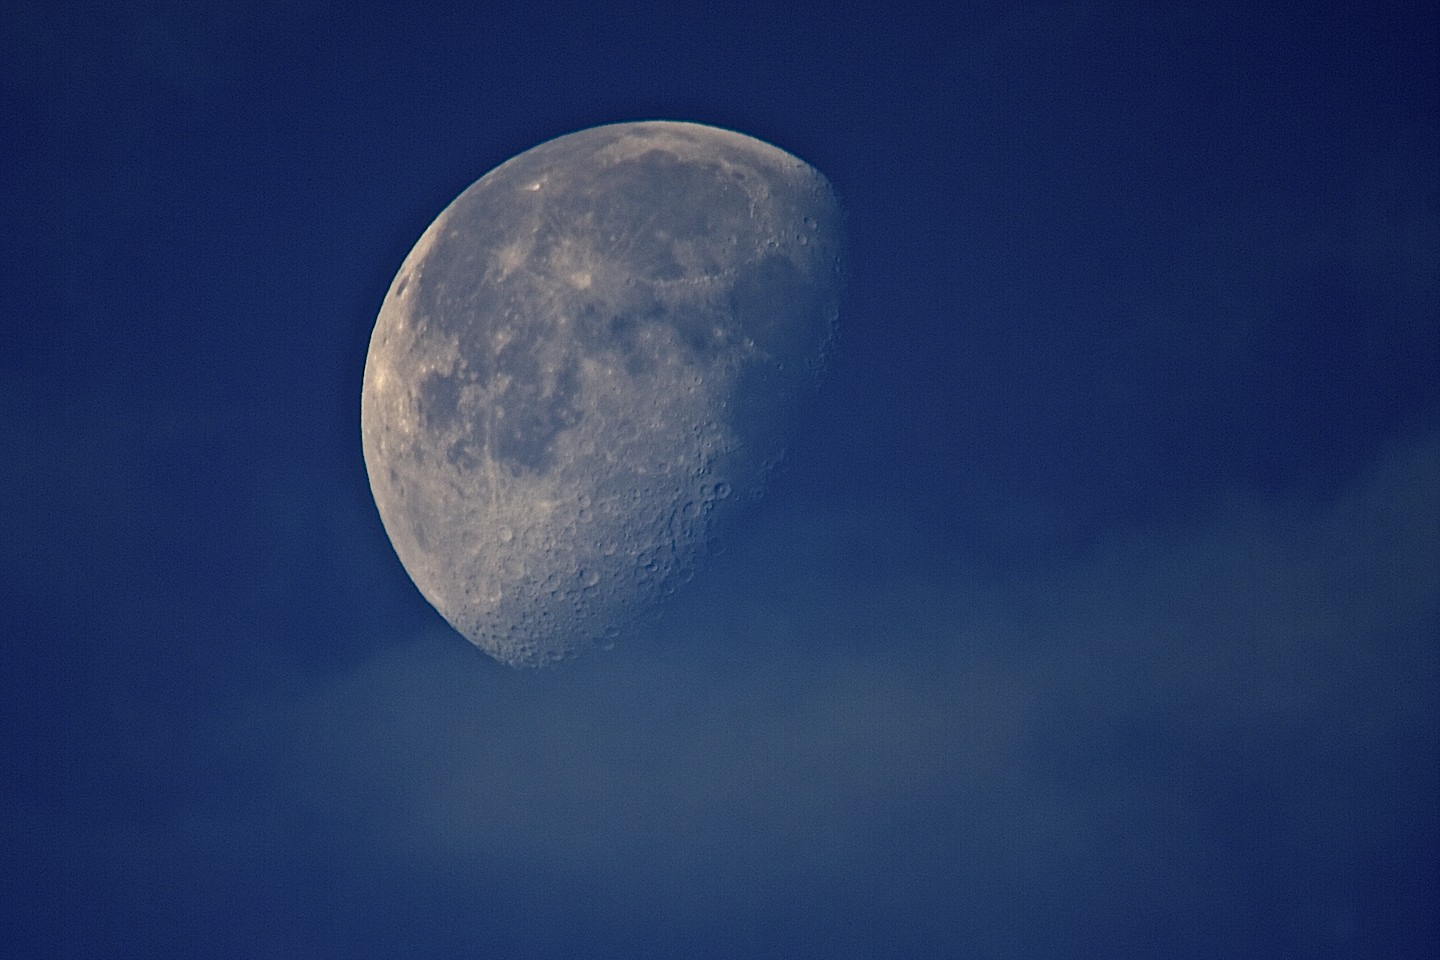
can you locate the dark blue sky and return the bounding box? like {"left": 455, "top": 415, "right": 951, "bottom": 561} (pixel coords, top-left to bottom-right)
{"left": 3, "top": 1, "right": 1437, "bottom": 957}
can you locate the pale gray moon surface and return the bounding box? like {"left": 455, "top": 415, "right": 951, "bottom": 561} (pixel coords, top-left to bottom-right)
{"left": 360, "top": 121, "right": 845, "bottom": 665}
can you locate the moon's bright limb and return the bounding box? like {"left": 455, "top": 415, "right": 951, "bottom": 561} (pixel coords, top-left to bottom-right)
{"left": 361, "top": 121, "right": 845, "bottom": 665}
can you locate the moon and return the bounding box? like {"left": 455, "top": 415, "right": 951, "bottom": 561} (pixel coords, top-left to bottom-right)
{"left": 360, "top": 121, "right": 845, "bottom": 666}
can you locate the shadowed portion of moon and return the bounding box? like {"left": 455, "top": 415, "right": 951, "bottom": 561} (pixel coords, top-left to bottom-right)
{"left": 361, "top": 121, "right": 845, "bottom": 665}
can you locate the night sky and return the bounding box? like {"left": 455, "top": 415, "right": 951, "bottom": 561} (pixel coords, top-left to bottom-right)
{"left": 4, "top": 2, "right": 1437, "bottom": 957}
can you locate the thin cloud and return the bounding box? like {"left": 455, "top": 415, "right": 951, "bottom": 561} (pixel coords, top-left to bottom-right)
{"left": 144, "top": 428, "right": 1439, "bottom": 953}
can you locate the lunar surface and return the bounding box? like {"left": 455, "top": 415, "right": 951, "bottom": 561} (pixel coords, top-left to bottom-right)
{"left": 361, "top": 121, "right": 845, "bottom": 665}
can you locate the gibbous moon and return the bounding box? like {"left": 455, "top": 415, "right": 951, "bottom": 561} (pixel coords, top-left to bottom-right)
{"left": 361, "top": 121, "right": 845, "bottom": 665}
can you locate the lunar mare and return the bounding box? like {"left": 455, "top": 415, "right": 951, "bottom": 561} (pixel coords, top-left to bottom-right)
{"left": 361, "top": 121, "right": 844, "bottom": 665}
